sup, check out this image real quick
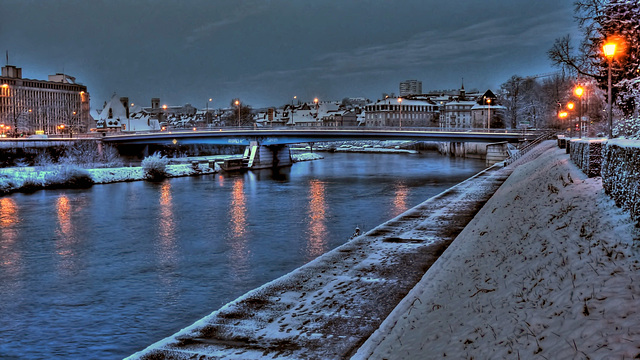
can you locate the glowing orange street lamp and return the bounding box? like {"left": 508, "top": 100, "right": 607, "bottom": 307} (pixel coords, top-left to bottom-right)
{"left": 235, "top": 100, "right": 240, "bottom": 127}
{"left": 486, "top": 98, "right": 491, "bottom": 130}
{"left": 603, "top": 42, "right": 617, "bottom": 138}
{"left": 397, "top": 97, "right": 403, "bottom": 129}
{"left": 314, "top": 98, "right": 319, "bottom": 120}
{"left": 574, "top": 85, "right": 584, "bottom": 138}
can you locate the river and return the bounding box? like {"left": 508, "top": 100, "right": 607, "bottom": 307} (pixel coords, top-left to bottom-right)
{"left": 0, "top": 151, "right": 486, "bottom": 359}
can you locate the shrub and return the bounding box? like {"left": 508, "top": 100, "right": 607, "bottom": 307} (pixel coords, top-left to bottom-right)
{"left": 613, "top": 116, "right": 640, "bottom": 139}
{"left": 20, "top": 176, "right": 44, "bottom": 193}
{"left": 142, "top": 152, "right": 169, "bottom": 181}
{"left": 0, "top": 176, "right": 18, "bottom": 195}
{"left": 44, "top": 165, "right": 94, "bottom": 189}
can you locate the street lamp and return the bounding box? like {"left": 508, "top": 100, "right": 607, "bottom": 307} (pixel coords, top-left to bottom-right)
{"left": 567, "top": 102, "right": 575, "bottom": 137}
{"left": 314, "top": 98, "right": 319, "bottom": 120}
{"left": 235, "top": 99, "right": 240, "bottom": 127}
{"left": 603, "top": 42, "right": 617, "bottom": 138}
{"left": 574, "top": 85, "right": 584, "bottom": 138}
{"left": 397, "top": 97, "right": 403, "bottom": 129}
{"left": 486, "top": 98, "right": 491, "bottom": 130}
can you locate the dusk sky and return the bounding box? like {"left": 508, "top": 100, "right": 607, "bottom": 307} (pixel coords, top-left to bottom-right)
{"left": 1, "top": 0, "right": 580, "bottom": 109}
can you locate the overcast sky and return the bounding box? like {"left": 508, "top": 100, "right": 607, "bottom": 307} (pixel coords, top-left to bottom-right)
{"left": 1, "top": 0, "right": 580, "bottom": 109}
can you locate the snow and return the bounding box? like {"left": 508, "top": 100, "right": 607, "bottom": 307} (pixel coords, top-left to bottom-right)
{"left": 355, "top": 143, "right": 640, "bottom": 359}
{"left": 0, "top": 163, "right": 219, "bottom": 191}
{"left": 291, "top": 152, "right": 324, "bottom": 162}
{"left": 608, "top": 138, "right": 640, "bottom": 149}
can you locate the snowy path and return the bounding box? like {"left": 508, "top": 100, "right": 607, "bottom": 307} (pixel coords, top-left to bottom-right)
{"left": 355, "top": 142, "right": 640, "bottom": 359}
{"left": 127, "top": 149, "right": 513, "bottom": 359}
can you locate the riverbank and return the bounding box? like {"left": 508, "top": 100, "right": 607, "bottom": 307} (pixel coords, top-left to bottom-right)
{"left": 126, "top": 147, "right": 513, "bottom": 359}
{"left": 355, "top": 141, "right": 640, "bottom": 359}
{"left": 0, "top": 152, "right": 322, "bottom": 195}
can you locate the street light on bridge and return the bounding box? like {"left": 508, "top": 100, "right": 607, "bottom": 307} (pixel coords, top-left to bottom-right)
{"left": 235, "top": 99, "right": 240, "bottom": 127}
{"left": 397, "top": 97, "right": 402, "bottom": 129}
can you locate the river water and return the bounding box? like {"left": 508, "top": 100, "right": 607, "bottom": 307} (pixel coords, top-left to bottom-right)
{"left": 0, "top": 151, "right": 486, "bottom": 359}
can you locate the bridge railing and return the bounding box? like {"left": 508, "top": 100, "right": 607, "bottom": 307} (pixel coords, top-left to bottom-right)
{"left": 104, "top": 126, "right": 537, "bottom": 137}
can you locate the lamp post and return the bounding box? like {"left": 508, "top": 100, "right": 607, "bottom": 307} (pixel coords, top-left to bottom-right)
{"left": 235, "top": 99, "right": 240, "bottom": 127}
{"left": 567, "top": 102, "right": 575, "bottom": 137}
{"left": 314, "top": 98, "right": 319, "bottom": 122}
{"left": 397, "top": 97, "right": 402, "bottom": 129}
{"left": 487, "top": 98, "right": 491, "bottom": 130}
{"left": 603, "top": 42, "right": 616, "bottom": 138}
{"left": 574, "top": 86, "right": 584, "bottom": 138}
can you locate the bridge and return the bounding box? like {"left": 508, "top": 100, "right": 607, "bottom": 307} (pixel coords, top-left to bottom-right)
{"left": 101, "top": 128, "right": 530, "bottom": 146}
{"left": 100, "top": 128, "right": 531, "bottom": 169}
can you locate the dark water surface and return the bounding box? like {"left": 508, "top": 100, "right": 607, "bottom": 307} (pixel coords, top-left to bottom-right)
{"left": 0, "top": 152, "right": 486, "bottom": 359}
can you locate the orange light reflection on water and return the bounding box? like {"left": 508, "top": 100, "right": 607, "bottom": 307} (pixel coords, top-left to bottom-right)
{"left": 0, "top": 198, "right": 21, "bottom": 275}
{"left": 306, "top": 179, "right": 327, "bottom": 259}
{"left": 392, "top": 181, "right": 409, "bottom": 217}
{"left": 157, "top": 181, "right": 178, "bottom": 268}
{"left": 229, "top": 177, "right": 249, "bottom": 279}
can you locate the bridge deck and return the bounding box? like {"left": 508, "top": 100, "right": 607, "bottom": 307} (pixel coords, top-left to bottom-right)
{"left": 103, "top": 128, "right": 530, "bottom": 146}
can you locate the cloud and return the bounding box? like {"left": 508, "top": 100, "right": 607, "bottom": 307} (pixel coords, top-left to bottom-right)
{"left": 185, "top": 1, "right": 270, "bottom": 45}
{"left": 310, "top": 7, "right": 576, "bottom": 78}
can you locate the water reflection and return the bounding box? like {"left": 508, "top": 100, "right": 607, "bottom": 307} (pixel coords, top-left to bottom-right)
{"left": 392, "top": 181, "right": 409, "bottom": 217}
{"left": 157, "top": 181, "right": 178, "bottom": 268}
{"left": 306, "top": 179, "right": 328, "bottom": 259}
{"left": 0, "top": 198, "right": 21, "bottom": 279}
{"left": 55, "top": 195, "right": 78, "bottom": 273}
{"left": 154, "top": 181, "right": 179, "bottom": 300}
{"left": 229, "top": 177, "right": 249, "bottom": 279}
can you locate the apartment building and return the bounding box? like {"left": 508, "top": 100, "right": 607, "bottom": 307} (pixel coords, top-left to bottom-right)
{"left": 0, "top": 65, "right": 90, "bottom": 135}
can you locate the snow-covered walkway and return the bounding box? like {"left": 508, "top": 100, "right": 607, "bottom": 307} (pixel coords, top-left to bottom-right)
{"left": 355, "top": 142, "right": 640, "bottom": 359}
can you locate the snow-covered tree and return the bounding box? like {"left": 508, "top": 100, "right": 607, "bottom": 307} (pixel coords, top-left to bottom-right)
{"left": 548, "top": 0, "right": 640, "bottom": 116}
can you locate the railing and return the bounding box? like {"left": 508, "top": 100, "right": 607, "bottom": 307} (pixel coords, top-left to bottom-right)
{"left": 503, "top": 130, "right": 555, "bottom": 166}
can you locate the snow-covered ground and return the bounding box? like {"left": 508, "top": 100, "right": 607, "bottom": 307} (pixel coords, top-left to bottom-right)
{"left": 355, "top": 143, "right": 640, "bottom": 359}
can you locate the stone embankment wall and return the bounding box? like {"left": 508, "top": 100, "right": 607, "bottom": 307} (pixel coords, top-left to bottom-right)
{"left": 600, "top": 139, "right": 640, "bottom": 224}
{"left": 569, "top": 139, "right": 605, "bottom": 178}
{"left": 568, "top": 138, "right": 640, "bottom": 224}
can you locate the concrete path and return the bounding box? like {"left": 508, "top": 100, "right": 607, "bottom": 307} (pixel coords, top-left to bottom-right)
{"left": 128, "top": 154, "right": 516, "bottom": 359}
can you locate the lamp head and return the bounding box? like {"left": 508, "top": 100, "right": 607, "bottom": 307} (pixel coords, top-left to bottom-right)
{"left": 603, "top": 42, "right": 617, "bottom": 58}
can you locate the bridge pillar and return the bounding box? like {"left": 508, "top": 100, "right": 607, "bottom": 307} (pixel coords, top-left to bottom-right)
{"left": 246, "top": 144, "right": 292, "bottom": 169}
{"left": 486, "top": 141, "right": 509, "bottom": 166}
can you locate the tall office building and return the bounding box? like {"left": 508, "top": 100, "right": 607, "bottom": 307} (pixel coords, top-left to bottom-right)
{"left": 0, "top": 65, "right": 90, "bottom": 135}
{"left": 399, "top": 80, "right": 422, "bottom": 96}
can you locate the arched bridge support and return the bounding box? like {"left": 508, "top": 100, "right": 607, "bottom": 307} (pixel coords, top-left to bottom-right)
{"left": 246, "top": 142, "right": 292, "bottom": 169}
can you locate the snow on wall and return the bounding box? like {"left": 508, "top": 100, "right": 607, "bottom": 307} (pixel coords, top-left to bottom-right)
{"left": 601, "top": 139, "right": 640, "bottom": 224}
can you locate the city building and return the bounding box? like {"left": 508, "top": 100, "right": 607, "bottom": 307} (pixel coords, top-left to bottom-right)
{"left": 470, "top": 89, "right": 505, "bottom": 129}
{"left": 399, "top": 80, "right": 422, "bottom": 97}
{"left": 95, "top": 94, "right": 160, "bottom": 132}
{"left": 364, "top": 97, "right": 439, "bottom": 127}
{"left": 0, "top": 64, "right": 90, "bottom": 135}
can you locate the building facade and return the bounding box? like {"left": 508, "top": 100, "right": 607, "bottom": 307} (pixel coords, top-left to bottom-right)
{"left": 0, "top": 65, "right": 90, "bottom": 135}
{"left": 399, "top": 80, "right": 422, "bottom": 97}
{"left": 364, "top": 98, "right": 438, "bottom": 127}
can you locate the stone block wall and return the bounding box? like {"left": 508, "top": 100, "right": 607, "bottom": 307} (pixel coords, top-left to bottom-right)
{"left": 569, "top": 139, "right": 605, "bottom": 178}
{"left": 601, "top": 139, "right": 640, "bottom": 224}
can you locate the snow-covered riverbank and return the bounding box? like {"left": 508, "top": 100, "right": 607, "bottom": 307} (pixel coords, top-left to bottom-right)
{"left": 355, "top": 142, "right": 640, "bottom": 359}
{"left": 0, "top": 152, "right": 323, "bottom": 195}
